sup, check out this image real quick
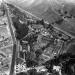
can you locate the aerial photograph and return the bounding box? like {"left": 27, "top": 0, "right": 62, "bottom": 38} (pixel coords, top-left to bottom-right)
{"left": 0, "top": 0, "right": 75, "bottom": 75}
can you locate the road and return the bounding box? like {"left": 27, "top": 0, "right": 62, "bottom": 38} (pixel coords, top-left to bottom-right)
{"left": 9, "top": 3, "right": 75, "bottom": 39}
{"left": 2, "top": 1, "right": 17, "bottom": 75}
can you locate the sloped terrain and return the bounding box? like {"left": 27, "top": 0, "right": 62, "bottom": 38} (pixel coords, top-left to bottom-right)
{"left": 6, "top": 2, "right": 75, "bottom": 75}
{"left": 6, "top": 0, "right": 75, "bottom": 38}
{"left": 41, "top": 7, "right": 62, "bottom": 24}
{"left": 0, "top": 0, "right": 75, "bottom": 75}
